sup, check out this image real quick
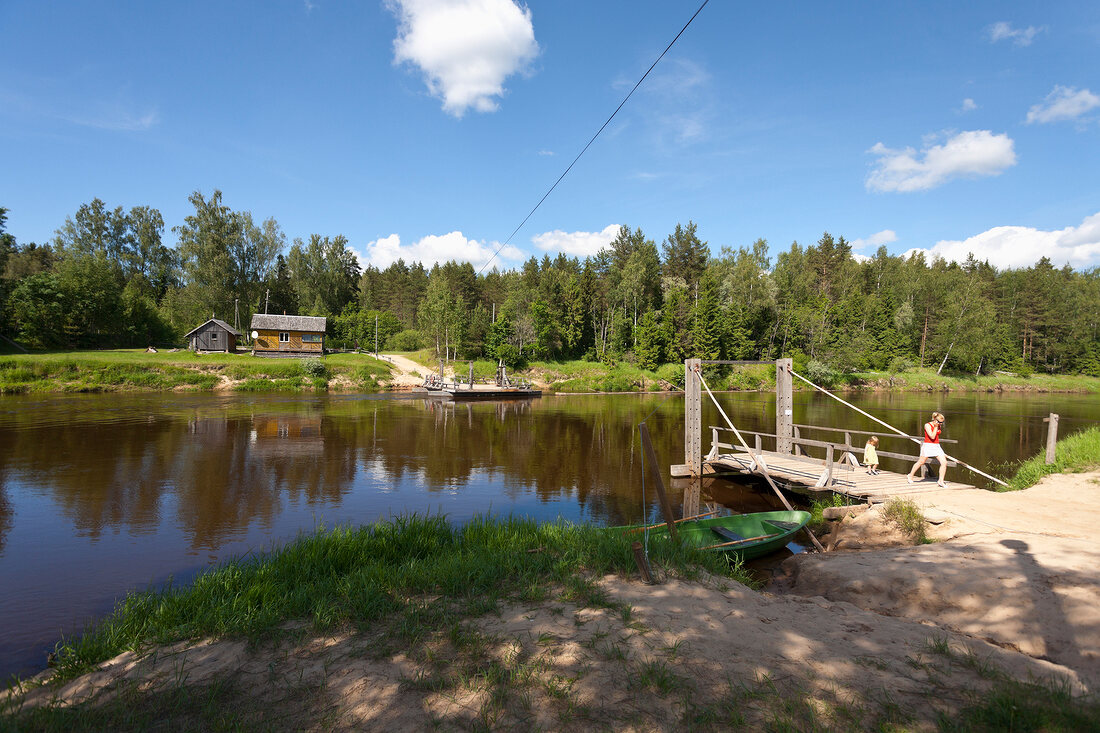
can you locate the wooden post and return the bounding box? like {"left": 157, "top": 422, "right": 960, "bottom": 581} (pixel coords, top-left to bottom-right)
{"left": 640, "top": 423, "right": 679, "bottom": 543}
{"left": 468, "top": 361, "right": 474, "bottom": 389}
{"left": 682, "top": 479, "right": 701, "bottom": 519}
{"left": 776, "top": 358, "right": 793, "bottom": 454}
{"left": 631, "top": 541, "right": 655, "bottom": 584}
{"left": 1044, "top": 413, "right": 1059, "bottom": 464}
{"left": 684, "top": 358, "right": 702, "bottom": 477}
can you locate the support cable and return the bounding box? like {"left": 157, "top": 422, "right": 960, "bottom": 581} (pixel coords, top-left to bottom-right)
{"left": 787, "top": 367, "right": 1009, "bottom": 488}
{"left": 477, "top": 0, "right": 712, "bottom": 275}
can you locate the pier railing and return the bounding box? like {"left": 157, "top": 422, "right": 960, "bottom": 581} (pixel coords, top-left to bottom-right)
{"left": 706, "top": 424, "right": 957, "bottom": 488}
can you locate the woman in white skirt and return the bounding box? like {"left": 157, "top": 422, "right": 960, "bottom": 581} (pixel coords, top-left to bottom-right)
{"left": 907, "top": 411, "right": 947, "bottom": 487}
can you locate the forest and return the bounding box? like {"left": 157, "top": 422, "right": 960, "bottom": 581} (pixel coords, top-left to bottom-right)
{"left": 1, "top": 191, "right": 1098, "bottom": 378}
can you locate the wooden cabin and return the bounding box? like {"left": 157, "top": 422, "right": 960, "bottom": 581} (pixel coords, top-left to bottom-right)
{"left": 250, "top": 314, "right": 326, "bottom": 357}
{"left": 185, "top": 318, "right": 240, "bottom": 352}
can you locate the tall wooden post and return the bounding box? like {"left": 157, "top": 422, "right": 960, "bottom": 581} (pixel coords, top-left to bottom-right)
{"left": 1044, "top": 413, "right": 1059, "bottom": 464}
{"left": 684, "top": 358, "right": 702, "bottom": 477}
{"left": 775, "top": 358, "right": 793, "bottom": 454}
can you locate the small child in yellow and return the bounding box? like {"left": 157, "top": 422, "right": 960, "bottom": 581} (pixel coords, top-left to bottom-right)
{"left": 864, "top": 436, "right": 880, "bottom": 475}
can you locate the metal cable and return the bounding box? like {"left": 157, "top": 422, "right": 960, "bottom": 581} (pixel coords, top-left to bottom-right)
{"left": 477, "top": 0, "right": 712, "bottom": 275}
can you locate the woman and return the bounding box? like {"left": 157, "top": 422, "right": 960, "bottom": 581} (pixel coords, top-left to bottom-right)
{"left": 907, "top": 411, "right": 948, "bottom": 487}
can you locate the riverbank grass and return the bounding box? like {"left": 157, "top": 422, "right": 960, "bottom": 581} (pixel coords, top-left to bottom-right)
{"left": 33, "top": 515, "right": 748, "bottom": 684}
{"left": 1007, "top": 426, "right": 1100, "bottom": 490}
{"left": 0, "top": 350, "right": 392, "bottom": 394}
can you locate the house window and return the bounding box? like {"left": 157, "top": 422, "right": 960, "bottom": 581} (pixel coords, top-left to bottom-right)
{"left": 302, "top": 334, "right": 322, "bottom": 343}
{"left": 211, "top": 332, "right": 218, "bottom": 341}
{"left": 279, "top": 332, "right": 290, "bottom": 343}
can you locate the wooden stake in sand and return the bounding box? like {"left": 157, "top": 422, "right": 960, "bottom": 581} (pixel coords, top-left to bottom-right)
{"left": 631, "top": 541, "right": 656, "bottom": 584}
{"left": 639, "top": 423, "right": 679, "bottom": 544}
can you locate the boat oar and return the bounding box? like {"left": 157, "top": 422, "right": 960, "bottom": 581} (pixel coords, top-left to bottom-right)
{"left": 620, "top": 510, "right": 720, "bottom": 536}
{"left": 700, "top": 532, "right": 780, "bottom": 551}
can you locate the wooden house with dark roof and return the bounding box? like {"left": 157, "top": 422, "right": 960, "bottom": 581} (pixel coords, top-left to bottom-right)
{"left": 185, "top": 318, "right": 241, "bottom": 352}
{"left": 250, "top": 314, "right": 326, "bottom": 357}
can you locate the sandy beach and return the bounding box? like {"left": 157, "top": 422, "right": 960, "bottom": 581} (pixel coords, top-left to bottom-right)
{"left": 5, "top": 471, "right": 1098, "bottom": 729}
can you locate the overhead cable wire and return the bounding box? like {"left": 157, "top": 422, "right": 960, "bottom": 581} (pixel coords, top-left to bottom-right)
{"left": 477, "top": 0, "right": 712, "bottom": 275}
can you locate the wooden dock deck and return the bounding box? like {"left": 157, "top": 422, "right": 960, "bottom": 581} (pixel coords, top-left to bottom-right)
{"left": 704, "top": 451, "right": 977, "bottom": 502}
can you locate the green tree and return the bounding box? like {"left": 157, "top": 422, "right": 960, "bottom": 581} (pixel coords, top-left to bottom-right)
{"left": 635, "top": 310, "right": 666, "bottom": 369}
{"left": 287, "top": 234, "right": 359, "bottom": 316}
{"left": 175, "top": 190, "right": 278, "bottom": 328}
{"left": 661, "top": 221, "right": 709, "bottom": 289}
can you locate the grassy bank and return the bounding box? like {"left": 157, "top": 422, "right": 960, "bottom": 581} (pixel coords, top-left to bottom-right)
{"left": 0, "top": 350, "right": 392, "bottom": 394}
{"left": 850, "top": 367, "right": 1100, "bottom": 394}
{"left": 1006, "top": 426, "right": 1100, "bottom": 490}
{"left": 404, "top": 351, "right": 1100, "bottom": 394}
{"left": 25, "top": 515, "right": 748, "bottom": 685}
{"left": 5, "top": 349, "right": 1099, "bottom": 395}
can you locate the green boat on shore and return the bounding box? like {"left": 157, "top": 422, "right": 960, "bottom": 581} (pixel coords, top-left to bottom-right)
{"left": 614, "top": 510, "right": 812, "bottom": 560}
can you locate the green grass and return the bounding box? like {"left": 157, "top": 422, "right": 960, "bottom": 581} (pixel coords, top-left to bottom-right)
{"left": 1006, "top": 426, "right": 1100, "bottom": 490}
{"left": 31, "top": 515, "right": 751, "bottom": 684}
{"left": 883, "top": 498, "right": 929, "bottom": 543}
{"left": 851, "top": 367, "right": 1100, "bottom": 394}
{"left": 0, "top": 350, "right": 393, "bottom": 394}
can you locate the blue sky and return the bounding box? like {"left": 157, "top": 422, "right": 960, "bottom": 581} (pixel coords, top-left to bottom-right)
{"left": 2, "top": 1, "right": 1098, "bottom": 271}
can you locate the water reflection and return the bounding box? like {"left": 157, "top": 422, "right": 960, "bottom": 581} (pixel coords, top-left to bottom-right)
{"left": 0, "top": 390, "right": 1096, "bottom": 679}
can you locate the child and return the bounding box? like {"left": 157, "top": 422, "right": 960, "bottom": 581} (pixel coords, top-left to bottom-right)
{"left": 864, "top": 436, "right": 880, "bottom": 475}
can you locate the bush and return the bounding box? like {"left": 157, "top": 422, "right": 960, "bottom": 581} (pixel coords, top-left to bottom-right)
{"left": 301, "top": 358, "right": 327, "bottom": 378}
{"left": 806, "top": 359, "right": 840, "bottom": 388}
{"left": 496, "top": 344, "right": 527, "bottom": 370}
{"left": 656, "top": 363, "right": 685, "bottom": 388}
{"left": 385, "top": 330, "right": 427, "bottom": 351}
{"left": 887, "top": 356, "right": 914, "bottom": 375}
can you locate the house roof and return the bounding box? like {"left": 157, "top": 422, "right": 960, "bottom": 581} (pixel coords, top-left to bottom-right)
{"left": 185, "top": 318, "right": 241, "bottom": 337}
{"left": 250, "top": 314, "right": 327, "bottom": 332}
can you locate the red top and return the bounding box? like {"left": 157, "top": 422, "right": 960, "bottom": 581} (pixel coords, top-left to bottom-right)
{"left": 924, "top": 422, "right": 941, "bottom": 443}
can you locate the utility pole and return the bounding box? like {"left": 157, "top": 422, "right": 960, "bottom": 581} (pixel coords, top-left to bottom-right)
{"left": 374, "top": 313, "right": 378, "bottom": 356}
{"left": 265, "top": 289, "right": 270, "bottom": 314}
{"left": 233, "top": 299, "right": 240, "bottom": 332}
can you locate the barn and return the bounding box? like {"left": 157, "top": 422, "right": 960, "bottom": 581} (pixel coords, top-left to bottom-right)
{"left": 185, "top": 318, "right": 240, "bottom": 352}
{"left": 250, "top": 314, "right": 326, "bottom": 357}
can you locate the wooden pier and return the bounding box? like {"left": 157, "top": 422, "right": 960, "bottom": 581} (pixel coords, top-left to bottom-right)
{"left": 702, "top": 452, "right": 975, "bottom": 502}
{"left": 670, "top": 358, "right": 990, "bottom": 502}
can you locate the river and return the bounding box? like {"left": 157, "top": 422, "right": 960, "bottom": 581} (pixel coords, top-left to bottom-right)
{"left": 1, "top": 389, "right": 1096, "bottom": 679}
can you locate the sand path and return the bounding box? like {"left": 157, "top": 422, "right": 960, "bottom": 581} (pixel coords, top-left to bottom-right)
{"left": 378, "top": 353, "right": 435, "bottom": 387}
{"left": 777, "top": 470, "right": 1100, "bottom": 688}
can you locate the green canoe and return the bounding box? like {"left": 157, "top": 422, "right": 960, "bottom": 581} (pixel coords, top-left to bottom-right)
{"left": 613, "top": 510, "right": 812, "bottom": 560}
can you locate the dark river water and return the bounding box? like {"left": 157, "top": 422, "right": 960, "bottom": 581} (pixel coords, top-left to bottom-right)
{"left": 1, "top": 389, "right": 1097, "bottom": 679}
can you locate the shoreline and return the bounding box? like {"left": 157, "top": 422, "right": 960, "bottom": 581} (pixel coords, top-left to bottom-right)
{"left": 4, "top": 470, "right": 1098, "bottom": 728}
{"left": 3, "top": 349, "right": 1098, "bottom": 396}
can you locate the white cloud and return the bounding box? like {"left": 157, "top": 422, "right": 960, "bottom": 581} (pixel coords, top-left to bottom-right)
{"left": 988, "top": 21, "right": 1044, "bottom": 46}
{"left": 388, "top": 0, "right": 539, "bottom": 118}
{"left": 67, "top": 107, "right": 158, "bottom": 132}
{"left": 907, "top": 211, "right": 1100, "bottom": 269}
{"left": 357, "top": 231, "right": 523, "bottom": 269}
{"left": 850, "top": 230, "right": 897, "bottom": 250}
{"left": 531, "top": 225, "right": 621, "bottom": 257}
{"left": 866, "top": 130, "right": 1017, "bottom": 193}
{"left": 1026, "top": 86, "right": 1100, "bottom": 124}
{"left": 536, "top": 149, "right": 554, "bottom": 156}
{"left": 960, "top": 98, "right": 978, "bottom": 112}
